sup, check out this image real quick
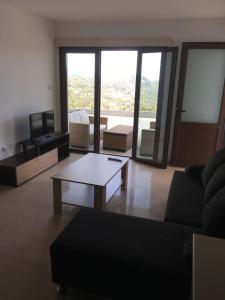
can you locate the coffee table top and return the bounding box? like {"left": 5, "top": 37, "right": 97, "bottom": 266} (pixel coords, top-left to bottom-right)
{"left": 104, "top": 125, "right": 133, "bottom": 135}
{"left": 52, "top": 153, "right": 129, "bottom": 186}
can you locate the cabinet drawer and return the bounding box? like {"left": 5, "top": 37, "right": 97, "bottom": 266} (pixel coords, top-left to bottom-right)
{"left": 16, "top": 149, "right": 58, "bottom": 185}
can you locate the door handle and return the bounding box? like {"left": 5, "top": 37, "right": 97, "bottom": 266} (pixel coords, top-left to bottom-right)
{"left": 176, "top": 108, "right": 186, "bottom": 113}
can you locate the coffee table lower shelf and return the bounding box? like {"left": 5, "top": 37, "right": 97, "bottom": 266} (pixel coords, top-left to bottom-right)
{"left": 52, "top": 162, "right": 128, "bottom": 214}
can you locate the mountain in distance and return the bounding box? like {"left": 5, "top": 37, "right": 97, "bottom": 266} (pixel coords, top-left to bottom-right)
{"left": 68, "top": 75, "right": 159, "bottom": 112}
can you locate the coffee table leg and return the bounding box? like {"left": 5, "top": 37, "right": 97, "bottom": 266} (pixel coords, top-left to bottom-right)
{"left": 121, "top": 162, "right": 128, "bottom": 190}
{"left": 53, "top": 178, "right": 62, "bottom": 215}
{"left": 94, "top": 185, "right": 106, "bottom": 210}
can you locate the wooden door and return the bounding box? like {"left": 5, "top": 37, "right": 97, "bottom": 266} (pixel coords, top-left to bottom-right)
{"left": 172, "top": 43, "right": 225, "bottom": 167}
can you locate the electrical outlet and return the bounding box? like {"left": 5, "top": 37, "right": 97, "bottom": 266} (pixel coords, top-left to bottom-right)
{"left": 1, "top": 146, "right": 7, "bottom": 152}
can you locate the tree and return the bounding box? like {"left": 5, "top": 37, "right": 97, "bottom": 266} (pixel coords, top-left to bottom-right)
{"left": 68, "top": 75, "right": 159, "bottom": 112}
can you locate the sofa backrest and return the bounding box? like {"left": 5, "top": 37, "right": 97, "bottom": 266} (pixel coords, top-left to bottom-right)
{"left": 201, "top": 148, "right": 225, "bottom": 187}
{"left": 202, "top": 186, "right": 225, "bottom": 239}
{"left": 204, "top": 164, "right": 225, "bottom": 203}
{"left": 78, "top": 110, "right": 90, "bottom": 124}
{"left": 69, "top": 110, "right": 80, "bottom": 123}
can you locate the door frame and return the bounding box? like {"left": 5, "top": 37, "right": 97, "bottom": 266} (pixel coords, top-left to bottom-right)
{"left": 132, "top": 47, "right": 178, "bottom": 168}
{"left": 171, "top": 42, "right": 225, "bottom": 165}
{"left": 59, "top": 46, "right": 178, "bottom": 167}
{"left": 59, "top": 47, "right": 101, "bottom": 153}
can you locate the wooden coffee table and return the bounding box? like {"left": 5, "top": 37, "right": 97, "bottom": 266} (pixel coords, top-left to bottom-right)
{"left": 51, "top": 153, "right": 129, "bottom": 215}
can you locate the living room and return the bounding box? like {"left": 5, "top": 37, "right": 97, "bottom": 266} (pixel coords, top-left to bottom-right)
{"left": 0, "top": 0, "right": 225, "bottom": 299}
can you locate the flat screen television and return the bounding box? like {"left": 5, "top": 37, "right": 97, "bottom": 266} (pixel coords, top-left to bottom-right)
{"left": 29, "top": 110, "right": 54, "bottom": 139}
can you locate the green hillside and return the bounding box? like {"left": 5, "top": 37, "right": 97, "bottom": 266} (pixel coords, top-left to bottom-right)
{"left": 68, "top": 75, "right": 159, "bottom": 112}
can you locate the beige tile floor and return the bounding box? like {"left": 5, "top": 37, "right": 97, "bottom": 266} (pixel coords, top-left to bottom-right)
{"left": 0, "top": 153, "right": 181, "bottom": 300}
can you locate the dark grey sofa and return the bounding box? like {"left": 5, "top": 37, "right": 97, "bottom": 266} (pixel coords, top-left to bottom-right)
{"left": 165, "top": 148, "right": 225, "bottom": 232}
{"left": 50, "top": 148, "right": 225, "bottom": 300}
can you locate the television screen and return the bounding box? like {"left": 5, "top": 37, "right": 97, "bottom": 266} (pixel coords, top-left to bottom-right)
{"left": 45, "top": 110, "right": 55, "bottom": 134}
{"left": 30, "top": 110, "right": 54, "bottom": 139}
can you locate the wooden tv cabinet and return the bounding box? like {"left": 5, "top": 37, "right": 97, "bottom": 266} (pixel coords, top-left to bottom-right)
{"left": 0, "top": 132, "right": 69, "bottom": 186}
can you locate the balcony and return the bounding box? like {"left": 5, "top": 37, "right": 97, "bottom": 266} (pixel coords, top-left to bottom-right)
{"left": 68, "top": 109, "right": 156, "bottom": 158}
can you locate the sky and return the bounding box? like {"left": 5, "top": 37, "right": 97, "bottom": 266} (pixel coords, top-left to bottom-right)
{"left": 67, "top": 51, "right": 161, "bottom": 82}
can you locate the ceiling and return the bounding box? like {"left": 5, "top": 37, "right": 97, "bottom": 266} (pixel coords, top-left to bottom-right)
{"left": 4, "top": 0, "right": 225, "bottom": 22}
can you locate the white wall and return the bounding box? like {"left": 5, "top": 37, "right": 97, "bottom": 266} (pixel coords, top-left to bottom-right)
{"left": 0, "top": 1, "right": 55, "bottom": 158}
{"left": 55, "top": 18, "right": 225, "bottom": 162}
{"left": 56, "top": 18, "right": 225, "bottom": 44}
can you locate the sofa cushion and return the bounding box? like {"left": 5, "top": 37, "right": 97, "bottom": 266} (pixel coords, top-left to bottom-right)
{"left": 185, "top": 165, "right": 204, "bottom": 182}
{"left": 201, "top": 148, "right": 225, "bottom": 187}
{"left": 164, "top": 171, "right": 204, "bottom": 227}
{"left": 50, "top": 208, "right": 201, "bottom": 300}
{"left": 68, "top": 110, "right": 80, "bottom": 123}
{"left": 204, "top": 164, "right": 225, "bottom": 203}
{"left": 202, "top": 186, "right": 225, "bottom": 239}
{"left": 78, "top": 109, "right": 90, "bottom": 124}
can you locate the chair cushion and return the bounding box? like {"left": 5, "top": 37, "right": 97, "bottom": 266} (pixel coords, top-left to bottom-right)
{"left": 78, "top": 110, "right": 90, "bottom": 124}
{"left": 165, "top": 171, "right": 204, "bottom": 227}
{"left": 68, "top": 110, "right": 80, "bottom": 123}
{"left": 50, "top": 208, "right": 201, "bottom": 299}
{"left": 204, "top": 164, "right": 225, "bottom": 203}
{"left": 202, "top": 186, "right": 225, "bottom": 239}
{"left": 201, "top": 148, "right": 225, "bottom": 187}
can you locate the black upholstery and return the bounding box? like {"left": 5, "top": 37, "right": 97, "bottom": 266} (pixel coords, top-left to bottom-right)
{"left": 185, "top": 164, "right": 204, "bottom": 181}
{"left": 50, "top": 148, "right": 225, "bottom": 300}
{"left": 165, "top": 151, "right": 225, "bottom": 227}
{"left": 204, "top": 164, "right": 225, "bottom": 203}
{"left": 164, "top": 171, "right": 204, "bottom": 227}
{"left": 201, "top": 148, "right": 225, "bottom": 187}
{"left": 50, "top": 208, "right": 201, "bottom": 300}
{"left": 202, "top": 186, "right": 225, "bottom": 239}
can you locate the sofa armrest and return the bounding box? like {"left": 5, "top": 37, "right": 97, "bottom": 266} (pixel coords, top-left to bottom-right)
{"left": 69, "top": 122, "right": 90, "bottom": 148}
{"left": 185, "top": 165, "right": 205, "bottom": 181}
{"left": 89, "top": 116, "right": 108, "bottom": 128}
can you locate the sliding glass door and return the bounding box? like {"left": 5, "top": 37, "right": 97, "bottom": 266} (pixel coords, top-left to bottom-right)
{"left": 59, "top": 47, "right": 177, "bottom": 167}
{"left": 67, "top": 53, "right": 96, "bottom": 151}
{"left": 59, "top": 48, "right": 101, "bottom": 153}
{"left": 133, "top": 48, "right": 177, "bottom": 167}
{"left": 100, "top": 50, "right": 137, "bottom": 157}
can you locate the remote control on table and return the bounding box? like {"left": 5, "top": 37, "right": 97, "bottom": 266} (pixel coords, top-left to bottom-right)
{"left": 108, "top": 157, "right": 122, "bottom": 162}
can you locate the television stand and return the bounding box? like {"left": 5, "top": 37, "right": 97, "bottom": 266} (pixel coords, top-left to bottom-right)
{"left": 0, "top": 132, "right": 69, "bottom": 186}
{"left": 19, "top": 132, "right": 67, "bottom": 156}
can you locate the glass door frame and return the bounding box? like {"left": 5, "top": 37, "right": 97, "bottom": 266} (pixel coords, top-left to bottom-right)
{"left": 132, "top": 47, "right": 178, "bottom": 168}
{"left": 59, "top": 47, "right": 101, "bottom": 153}
{"left": 59, "top": 46, "right": 178, "bottom": 167}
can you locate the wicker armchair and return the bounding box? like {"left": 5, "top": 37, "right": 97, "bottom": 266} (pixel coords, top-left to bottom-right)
{"left": 69, "top": 110, "right": 108, "bottom": 148}
{"left": 140, "top": 120, "right": 156, "bottom": 156}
